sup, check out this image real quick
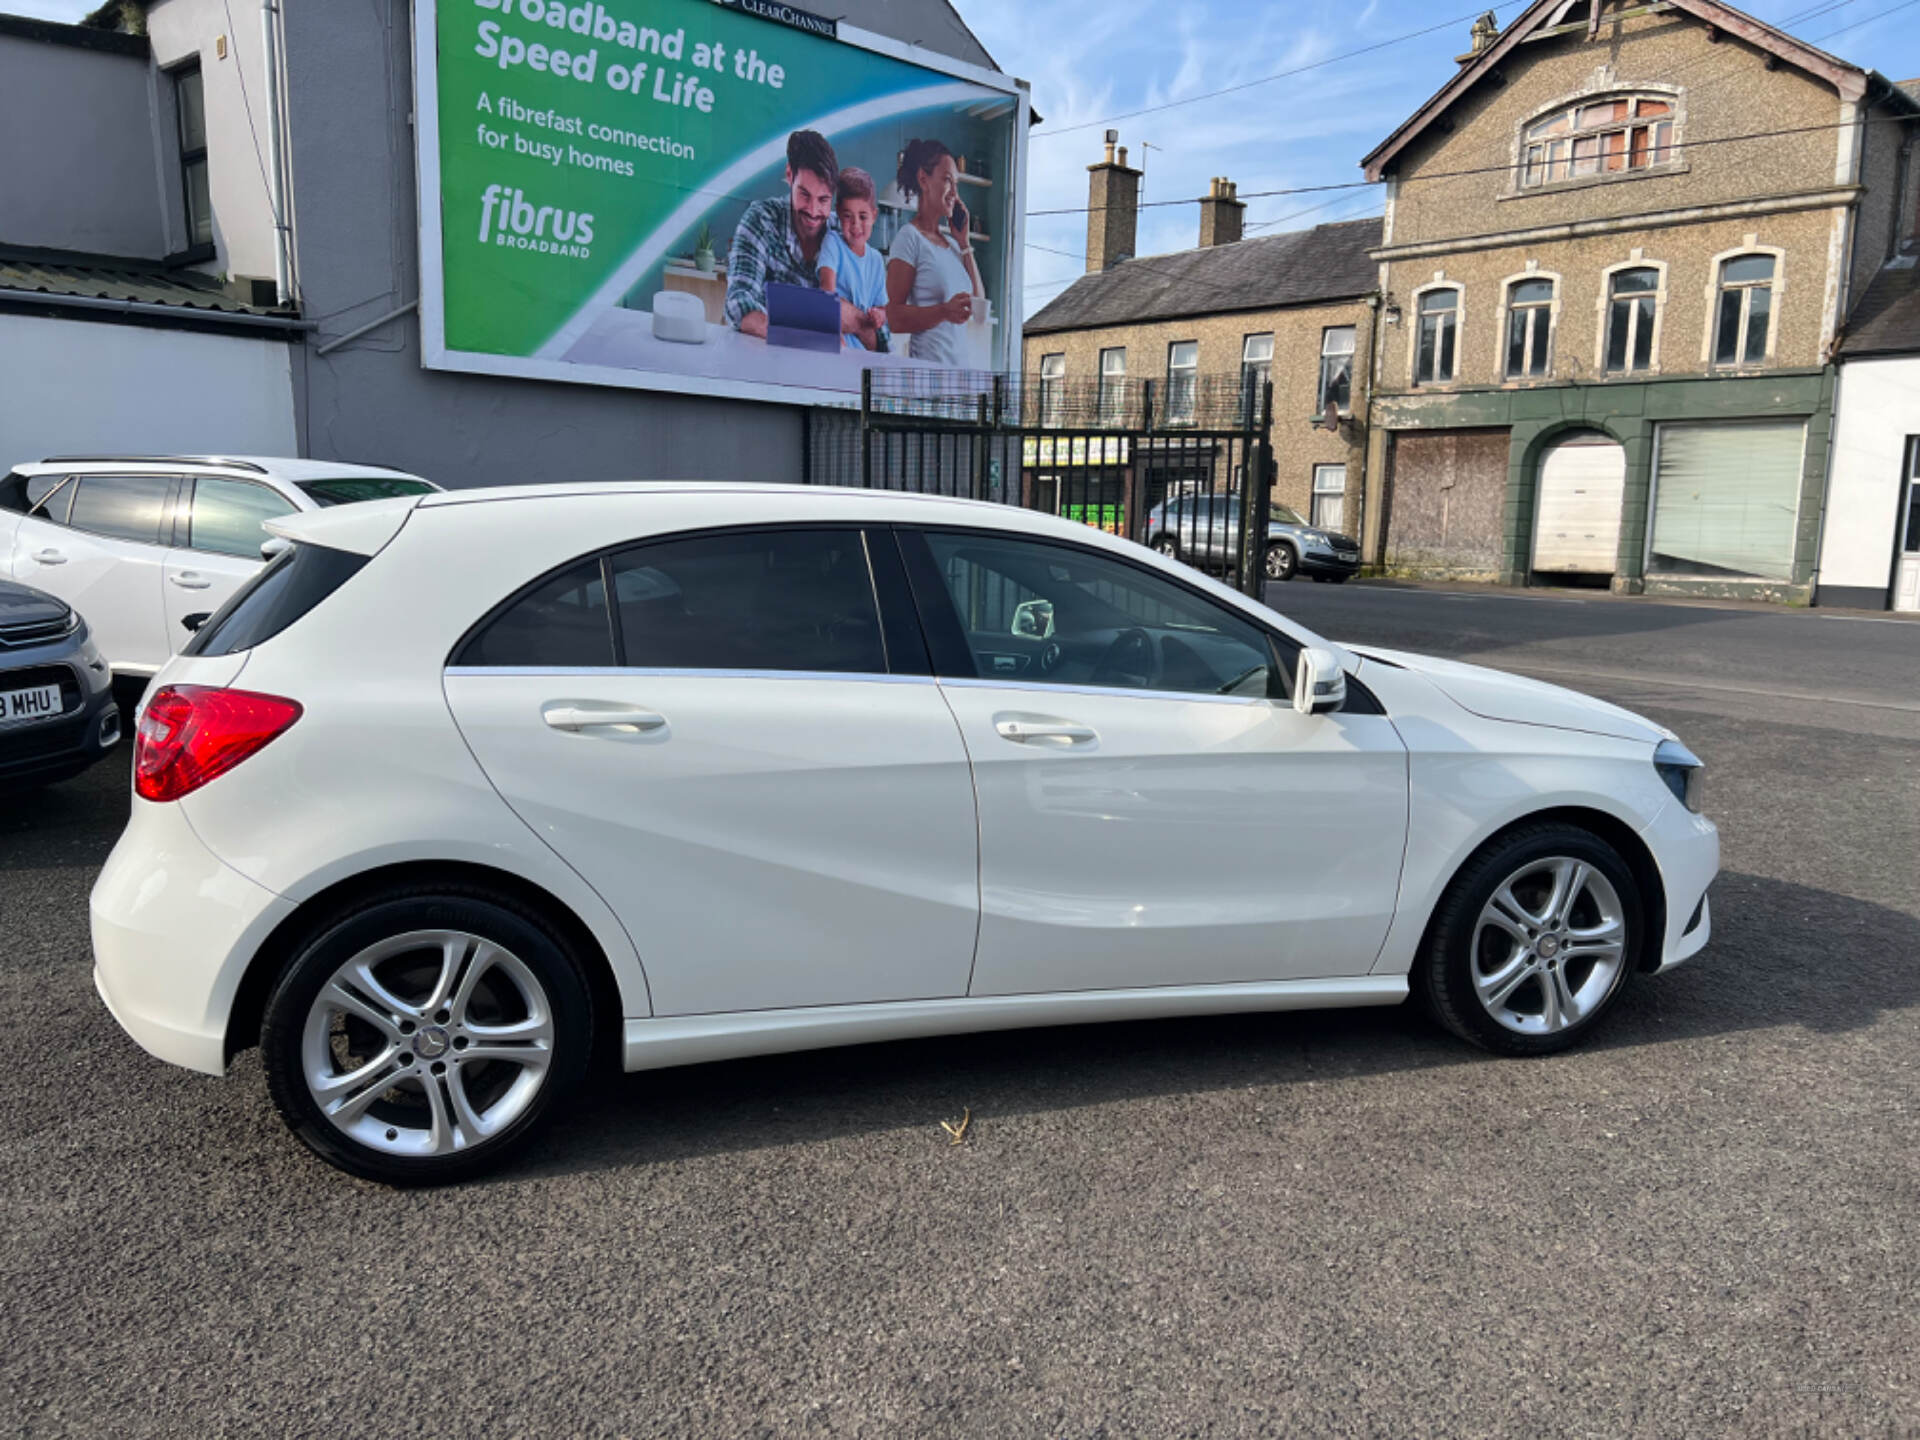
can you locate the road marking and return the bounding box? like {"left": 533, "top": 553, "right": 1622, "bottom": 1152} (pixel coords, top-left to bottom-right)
{"left": 1488, "top": 661, "right": 1920, "bottom": 715}
{"left": 1817, "top": 613, "right": 1920, "bottom": 626}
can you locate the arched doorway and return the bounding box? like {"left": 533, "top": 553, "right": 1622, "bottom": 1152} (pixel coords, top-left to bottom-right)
{"left": 1532, "top": 431, "right": 1626, "bottom": 580}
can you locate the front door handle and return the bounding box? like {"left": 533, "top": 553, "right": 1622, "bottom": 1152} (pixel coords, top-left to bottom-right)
{"left": 32, "top": 549, "right": 67, "bottom": 565}
{"left": 995, "top": 716, "right": 1098, "bottom": 745}
{"left": 543, "top": 701, "right": 667, "bottom": 733}
{"left": 169, "top": 572, "right": 212, "bottom": 590}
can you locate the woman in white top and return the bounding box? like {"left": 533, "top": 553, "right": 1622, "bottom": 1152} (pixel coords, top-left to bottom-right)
{"left": 885, "top": 139, "right": 985, "bottom": 368}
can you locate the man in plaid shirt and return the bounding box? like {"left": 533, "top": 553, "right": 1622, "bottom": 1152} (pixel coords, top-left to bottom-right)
{"left": 726, "top": 130, "right": 877, "bottom": 348}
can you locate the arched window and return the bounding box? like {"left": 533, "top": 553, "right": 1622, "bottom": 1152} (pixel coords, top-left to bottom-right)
{"left": 1414, "top": 287, "right": 1460, "bottom": 386}
{"left": 1505, "top": 278, "right": 1555, "bottom": 379}
{"left": 1604, "top": 267, "right": 1661, "bottom": 374}
{"left": 1714, "top": 254, "right": 1777, "bottom": 367}
{"left": 1521, "top": 94, "right": 1675, "bottom": 187}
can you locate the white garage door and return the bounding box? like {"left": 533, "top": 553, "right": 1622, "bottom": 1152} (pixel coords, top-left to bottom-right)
{"left": 1532, "top": 435, "right": 1625, "bottom": 575}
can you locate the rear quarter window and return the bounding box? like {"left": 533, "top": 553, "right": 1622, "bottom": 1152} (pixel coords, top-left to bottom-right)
{"left": 185, "top": 542, "right": 369, "bottom": 656}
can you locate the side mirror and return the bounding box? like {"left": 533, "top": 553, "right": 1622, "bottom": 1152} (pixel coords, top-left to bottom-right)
{"left": 1293, "top": 646, "right": 1347, "bottom": 716}
{"left": 180, "top": 611, "right": 212, "bottom": 634}
{"left": 1011, "top": 599, "right": 1055, "bottom": 640}
{"left": 260, "top": 535, "right": 292, "bottom": 561}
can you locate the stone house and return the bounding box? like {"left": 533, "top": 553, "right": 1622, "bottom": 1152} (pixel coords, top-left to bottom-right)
{"left": 1021, "top": 145, "right": 1378, "bottom": 530}
{"left": 1359, "top": 0, "right": 1920, "bottom": 600}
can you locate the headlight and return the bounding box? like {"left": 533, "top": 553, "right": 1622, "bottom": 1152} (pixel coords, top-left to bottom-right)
{"left": 1654, "top": 739, "right": 1704, "bottom": 812}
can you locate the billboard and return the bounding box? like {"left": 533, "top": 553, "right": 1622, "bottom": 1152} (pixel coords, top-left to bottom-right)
{"left": 412, "top": 0, "right": 1027, "bottom": 405}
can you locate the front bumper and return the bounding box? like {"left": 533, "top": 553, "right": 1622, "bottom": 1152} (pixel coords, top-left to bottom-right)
{"left": 1299, "top": 550, "right": 1362, "bottom": 578}
{"left": 1640, "top": 797, "right": 1720, "bottom": 972}
{"left": 0, "top": 657, "right": 118, "bottom": 788}
{"left": 91, "top": 795, "right": 295, "bottom": 1075}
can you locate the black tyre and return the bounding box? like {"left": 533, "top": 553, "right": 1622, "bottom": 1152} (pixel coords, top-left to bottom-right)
{"left": 261, "top": 888, "right": 593, "bottom": 1184}
{"left": 1416, "top": 822, "right": 1643, "bottom": 1056}
{"left": 1265, "top": 544, "right": 1298, "bottom": 581}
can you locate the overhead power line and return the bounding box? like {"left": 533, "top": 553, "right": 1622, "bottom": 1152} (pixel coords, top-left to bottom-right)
{"left": 1029, "top": 1, "right": 1535, "bottom": 140}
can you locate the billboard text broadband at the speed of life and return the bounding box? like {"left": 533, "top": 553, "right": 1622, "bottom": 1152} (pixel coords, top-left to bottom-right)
{"left": 414, "top": 0, "right": 1028, "bottom": 404}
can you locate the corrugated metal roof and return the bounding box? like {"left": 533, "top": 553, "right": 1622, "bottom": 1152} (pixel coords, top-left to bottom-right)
{"left": 1025, "top": 217, "right": 1382, "bottom": 335}
{"left": 1840, "top": 255, "right": 1920, "bottom": 358}
{"left": 0, "top": 253, "right": 283, "bottom": 317}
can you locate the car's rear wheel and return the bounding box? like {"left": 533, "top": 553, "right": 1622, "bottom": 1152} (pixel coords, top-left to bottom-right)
{"left": 1265, "top": 544, "right": 1297, "bottom": 581}
{"left": 261, "top": 891, "right": 592, "bottom": 1184}
{"left": 1418, "top": 823, "right": 1642, "bottom": 1055}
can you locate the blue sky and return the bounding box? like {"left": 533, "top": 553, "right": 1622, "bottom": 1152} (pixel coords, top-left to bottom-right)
{"left": 19, "top": 0, "right": 1920, "bottom": 317}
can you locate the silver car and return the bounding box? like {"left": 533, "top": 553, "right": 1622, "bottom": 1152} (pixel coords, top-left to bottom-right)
{"left": 1146, "top": 495, "right": 1361, "bottom": 583}
{"left": 0, "top": 576, "right": 119, "bottom": 792}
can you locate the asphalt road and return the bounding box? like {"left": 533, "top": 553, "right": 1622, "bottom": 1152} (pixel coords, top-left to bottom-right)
{"left": 4, "top": 584, "right": 1917, "bottom": 1438}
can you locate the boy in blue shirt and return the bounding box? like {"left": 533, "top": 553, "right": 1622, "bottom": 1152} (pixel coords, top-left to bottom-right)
{"left": 816, "top": 167, "right": 889, "bottom": 352}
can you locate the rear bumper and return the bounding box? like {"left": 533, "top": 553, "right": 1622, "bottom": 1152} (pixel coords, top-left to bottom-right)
{"left": 91, "top": 796, "right": 295, "bottom": 1076}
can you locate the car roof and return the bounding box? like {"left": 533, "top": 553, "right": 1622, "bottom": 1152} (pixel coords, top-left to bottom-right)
{"left": 17, "top": 455, "right": 431, "bottom": 484}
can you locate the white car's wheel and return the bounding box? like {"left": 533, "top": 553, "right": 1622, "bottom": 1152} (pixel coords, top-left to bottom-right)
{"left": 262, "top": 890, "right": 593, "bottom": 1184}
{"left": 1419, "top": 823, "right": 1643, "bottom": 1055}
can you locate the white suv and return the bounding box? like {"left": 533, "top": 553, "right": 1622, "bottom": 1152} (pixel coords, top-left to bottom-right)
{"left": 0, "top": 456, "right": 438, "bottom": 678}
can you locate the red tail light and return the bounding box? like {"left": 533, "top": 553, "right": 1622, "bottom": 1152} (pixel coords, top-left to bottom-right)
{"left": 134, "top": 685, "right": 303, "bottom": 802}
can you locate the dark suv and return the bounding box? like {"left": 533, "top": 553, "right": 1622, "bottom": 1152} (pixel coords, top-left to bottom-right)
{"left": 0, "top": 578, "right": 119, "bottom": 792}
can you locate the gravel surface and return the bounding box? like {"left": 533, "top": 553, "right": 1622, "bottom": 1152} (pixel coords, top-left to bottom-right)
{"left": 3, "top": 585, "right": 1916, "bottom": 1438}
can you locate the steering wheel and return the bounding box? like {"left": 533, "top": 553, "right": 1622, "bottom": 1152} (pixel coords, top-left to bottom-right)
{"left": 1091, "top": 628, "right": 1155, "bottom": 688}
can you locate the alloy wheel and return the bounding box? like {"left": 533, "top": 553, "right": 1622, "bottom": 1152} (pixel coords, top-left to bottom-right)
{"left": 1266, "top": 545, "right": 1296, "bottom": 580}
{"left": 300, "top": 928, "right": 554, "bottom": 1157}
{"left": 1469, "top": 857, "right": 1627, "bottom": 1036}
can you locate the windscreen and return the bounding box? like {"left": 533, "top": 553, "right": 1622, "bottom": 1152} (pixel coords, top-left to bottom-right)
{"left": 296, "top": 477, "right": 437, "bottom": 507}
{"left": 184, "top": 543, "right": 369, "bottom": 657}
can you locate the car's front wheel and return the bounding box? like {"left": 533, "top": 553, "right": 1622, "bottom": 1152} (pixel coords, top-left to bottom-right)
{"left": 1418, "top": 823, "right": 1642, "bottom": 1055}
{"left": 261, "top": 890, "right": 593, "bottom": 1184}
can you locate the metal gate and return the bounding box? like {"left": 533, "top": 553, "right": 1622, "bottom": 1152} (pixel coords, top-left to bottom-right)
{"left": 802, "top": 371, "right": 1276, "bottom": 597}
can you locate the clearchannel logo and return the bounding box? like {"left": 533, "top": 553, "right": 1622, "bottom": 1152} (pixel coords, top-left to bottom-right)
{"left": 477, "top": 184, "right": 596, "bottom": 257}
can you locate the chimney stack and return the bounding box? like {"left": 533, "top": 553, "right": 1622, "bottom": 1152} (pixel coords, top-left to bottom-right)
{"left": 1457, "top": 10, "right": 1500, "bottom": 63}
{"left": 1198, "top": 177, "right": 1245, "bottom": 247}
{"left": 1085, "top": 129, "right": 1142, "bottom": 273}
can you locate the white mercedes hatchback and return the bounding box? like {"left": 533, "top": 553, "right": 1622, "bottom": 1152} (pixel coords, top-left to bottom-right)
{"left": 92, "top": 484, "right": 1718, "bottom": 1184}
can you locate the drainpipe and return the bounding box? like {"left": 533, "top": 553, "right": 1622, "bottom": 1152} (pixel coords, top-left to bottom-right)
{"left": 260, "top": 0, "right": 292, "bottom": 307}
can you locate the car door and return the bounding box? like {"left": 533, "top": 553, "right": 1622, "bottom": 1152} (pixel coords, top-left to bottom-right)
{"left": 898, "top": 526, "right": 1409, "bottom": 997}
{"left": 443, "top": 525, "right": 981, "bottom": 1017}
{"left": 162, "top": 476, "right": 298, "bottom": 652}
{"left": 10, "top": 474, "right": 174, "bottom": 672}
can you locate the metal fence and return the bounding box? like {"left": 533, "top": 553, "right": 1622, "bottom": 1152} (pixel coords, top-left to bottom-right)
{"left": 801, "top": 371, "right": 1277, "bottom": 596}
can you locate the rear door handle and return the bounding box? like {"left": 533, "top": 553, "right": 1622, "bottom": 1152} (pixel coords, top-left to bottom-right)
{"left": 32, "top": 549, "right": 66, "bottom": 565}
{"left": 543, "top": 701, "right": 667, "bottom": 733}
{"left": 995, "top": 716, "right": 1097, "bottom": 745}
{"left": 168, "top": 572, "right": 212, "bottom": 590}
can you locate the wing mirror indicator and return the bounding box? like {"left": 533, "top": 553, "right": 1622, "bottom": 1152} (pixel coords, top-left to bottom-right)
{"left": 1294, "top": 646, "right": 1346, "bottom": 716}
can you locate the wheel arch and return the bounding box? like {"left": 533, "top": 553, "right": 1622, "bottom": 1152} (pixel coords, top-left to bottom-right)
{"left": 223, "top": 860, "right": 628, "bottom": 1069}
{"left": 1419, "top": 805, "right": 1668, "bottom": 976}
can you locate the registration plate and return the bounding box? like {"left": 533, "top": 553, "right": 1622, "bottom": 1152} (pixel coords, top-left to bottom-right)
{"left": 1, "top": 683, "right": 63, "bottom": 724}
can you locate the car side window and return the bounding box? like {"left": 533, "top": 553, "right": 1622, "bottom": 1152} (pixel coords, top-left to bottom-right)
{"left": 914, "top": 529, "right": 1285, "bottom": 699}
{"left": 454, "top": 558, "right": 616, "bottom": 668}
{"left": 188, "top": 477, "right": 298, "bottom": 558}
{"left": 608, "top": 528, "right": 886, "bottom": 674}
{"left": 24, "top": 475, "right": 74, "bottom": 521}
{"left": 65, "top": 475, "right": 171, "bottom": 545}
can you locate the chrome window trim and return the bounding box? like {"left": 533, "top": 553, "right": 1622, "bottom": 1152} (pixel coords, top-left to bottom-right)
{"left": 444, "top": 666, "right": 936, "bottom": 685}
{"left": 938, "top": 676, "right": 1276, "bottom": 708}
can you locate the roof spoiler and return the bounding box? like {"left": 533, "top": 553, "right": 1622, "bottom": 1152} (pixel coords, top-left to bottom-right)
{"left": 263, "top": 495, "right": 423, "bottom": 557}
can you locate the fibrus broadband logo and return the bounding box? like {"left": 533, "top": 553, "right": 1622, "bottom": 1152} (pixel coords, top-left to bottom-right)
{"left": 478, "top": 185, "right": 596, "bottom": 257}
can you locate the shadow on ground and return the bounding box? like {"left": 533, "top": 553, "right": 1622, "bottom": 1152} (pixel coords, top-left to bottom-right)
{"left": 522, "top": 869, "right": 1916, "bottom": 1179}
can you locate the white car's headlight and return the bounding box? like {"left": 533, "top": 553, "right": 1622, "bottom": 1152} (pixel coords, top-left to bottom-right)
{"left": 1654, "top": 739, "right": 1704, "bottom": 812}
